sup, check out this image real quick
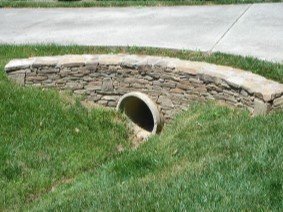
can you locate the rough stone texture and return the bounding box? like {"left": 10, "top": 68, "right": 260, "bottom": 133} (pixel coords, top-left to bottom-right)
{"left": 254, "top": 99, "right": 270, "bottom": 116}
{"left": 5, "top": 54, "right": 283, "bottom": 120}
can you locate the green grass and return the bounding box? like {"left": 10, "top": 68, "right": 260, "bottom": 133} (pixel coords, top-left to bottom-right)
{"left": 0, "top": 83, "right": 130, "bottom": 210}
{"left": 0, "top": 0, "right": 281, "bottom": 8}
{"left": 27, "top": 103, "right": 283, "bottom": 210}
{"left": 0, "top": 44, "right": 283, "bottom": 210}
{"left": 0, "top": 45, "right": 131, "bottom": 210}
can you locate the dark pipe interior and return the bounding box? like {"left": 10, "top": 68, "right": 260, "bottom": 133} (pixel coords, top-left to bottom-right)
{"left": 122, "top": 96, "right": 154, "bottom": 132}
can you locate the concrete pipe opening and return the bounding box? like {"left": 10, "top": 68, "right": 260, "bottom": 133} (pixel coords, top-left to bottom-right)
{"left": 117, "top": 92, "right": 163, "bottom": 136}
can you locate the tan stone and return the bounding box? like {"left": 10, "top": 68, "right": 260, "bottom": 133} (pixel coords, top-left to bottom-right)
{"left": 273, "top": 96, "right": 283, "bottom": 107}
{"left": 171, "top": 87, "right": 184, "bottom": 94}
{"left": 98, "top": 54, "right": 123, "bottom": 65}
{"left": 8, "top": 73, "right": 25, "bottom": 85}
{"left": 101, "top": 78, "right": 114, "bottom": 91}
{"left": 57, "top": 55, "right": 85, "bottom": 67}
{"left": 65, "top": 82, "right": 84, "bottom": 90}
{"left": 5, "top": 54, "right": 283, "bottom": 119}
{"left": 26, "top": 75, "right": 48, "bottom": 81}
{"left": 158, "top": 96, "right": 174, "bottom": 108}
{"left": 32, "top": 56, "right": 61, "bottom": 67}
{"left": 254, "top": 99, "right": 268, "bottom": 116}
{"left": 101, "top": 95, "right": 119, "bottom": 101}
{"left": 122, "top": 54, "right": 148, "bottom": 67}
{"left": 5, "top": 58, "right": 34, "bottom": 72}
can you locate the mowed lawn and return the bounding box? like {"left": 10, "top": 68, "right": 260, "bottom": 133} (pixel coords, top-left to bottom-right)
{"left": 0, "top": 45, "right": 282, "bottom": 210}
{"left": 29, "top": 103, "right": 283, "bottom": 211}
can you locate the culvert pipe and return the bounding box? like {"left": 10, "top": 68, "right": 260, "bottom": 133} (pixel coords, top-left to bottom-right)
{"left": 117, "top": 92, "right": 164, "bottom": 135}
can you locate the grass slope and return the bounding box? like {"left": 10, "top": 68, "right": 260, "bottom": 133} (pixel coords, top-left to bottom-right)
{"left": 0, "top": 46, "right": 130, "bottom": 210}
{"left": 28, "top": 103, "right": 283, "bottom": 211}
{"left": 0, "top": 0, "right": 281, "bottom": 8}
{"left": 0, "top": 82, "right": 130, "bottom": 210}
{"left": 0, "top": 45, "right": 282, "bottom": 210}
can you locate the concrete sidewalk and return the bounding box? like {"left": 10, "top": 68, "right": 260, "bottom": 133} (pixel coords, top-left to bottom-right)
{"left": 0, "top": 3, "right": 282, "bottom": 63}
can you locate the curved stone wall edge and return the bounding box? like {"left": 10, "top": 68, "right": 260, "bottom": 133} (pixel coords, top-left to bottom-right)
{"left": 4, "top": 54, "right": 283, "bottom": 119}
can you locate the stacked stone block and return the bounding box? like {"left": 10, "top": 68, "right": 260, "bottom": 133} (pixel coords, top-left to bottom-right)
{"left": 5, "top": 54, "right": 283, "bottom": 120}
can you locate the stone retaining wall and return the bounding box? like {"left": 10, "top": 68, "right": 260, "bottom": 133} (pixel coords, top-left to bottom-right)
{"left": 5, "top": 54, "right": 283, "bottom": 120}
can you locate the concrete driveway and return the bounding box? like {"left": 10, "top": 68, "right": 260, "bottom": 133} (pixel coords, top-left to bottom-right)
{"left": 0, "top": 3, "right": 282, "bottom": 63}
